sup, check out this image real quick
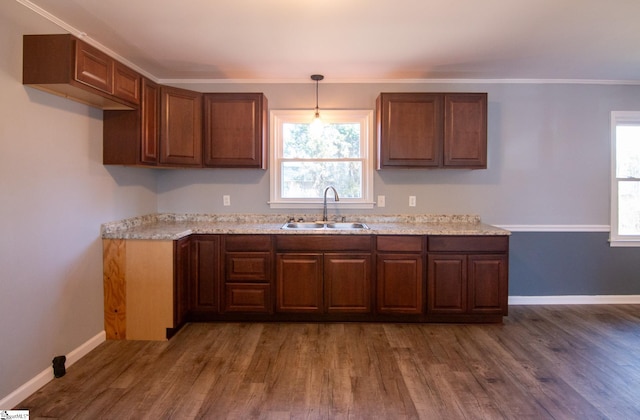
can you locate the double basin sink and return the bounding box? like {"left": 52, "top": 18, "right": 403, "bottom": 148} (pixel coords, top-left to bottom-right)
{"left": 281, "top": 222, "right": 369, "bottom": 230}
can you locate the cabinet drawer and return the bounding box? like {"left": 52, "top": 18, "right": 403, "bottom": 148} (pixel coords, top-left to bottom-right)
{"left": 428, "top": 235, "right": 508, "bottom": 252}
{"left": 225, "top": 252, "right": 271, "bottom": 282}
{"left": 276, "top": 235, "right": 372, "bottom": 251}
{"left": 376, "top": 235, "right": 423, "bottom": 252}
{"left": 225, "top": 235, "right": 272, "bottom": 251}
{"left": 225, "top": 283, "right": 271, "bottom": 312}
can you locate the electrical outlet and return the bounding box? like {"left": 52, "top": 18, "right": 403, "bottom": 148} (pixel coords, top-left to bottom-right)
{"left": 377, "top": 195, "right": 386, "bottom": 207}
{"left": 409, "top": 196, "right": 416, "bottom": 207}
{"left": 223, "top": 195, "right": 231, "bottom": 206}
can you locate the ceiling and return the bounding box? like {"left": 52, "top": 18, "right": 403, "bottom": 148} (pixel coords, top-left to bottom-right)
{"left": 11, "top": 0, "right": 640, "bottom": 82}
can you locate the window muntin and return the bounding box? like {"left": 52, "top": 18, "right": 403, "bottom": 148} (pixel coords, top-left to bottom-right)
{"left": 270, "top": 110, "right": 374, "bottom": 209}
{"left": 610, "top": 112, "right": 640, "bottom": 246}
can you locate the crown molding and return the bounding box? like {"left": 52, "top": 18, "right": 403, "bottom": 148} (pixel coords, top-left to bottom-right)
{"left": 16, "top": 0, "right": 640, "bottom": 86}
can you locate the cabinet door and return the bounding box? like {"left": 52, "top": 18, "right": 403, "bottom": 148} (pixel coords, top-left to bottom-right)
{"left": 174, "top": 237, "right": 191, "bottom": 329}
{"left": 190, "top": 235, "right": 220, "bottom": 313}
{"left": 376, "top": 253, "right": 424, "bottom": 314}
{"left": 324, "top": 253, "right": 371, "bottom": 313}
{"left": 203, "top": 93, "right": 267, "bottom": 168}
{"left": 427, "top": 254, "right": 467, "bottom": 314}
{"left": 75, "top": 39, "right": 113, "bottom": 94}
{"left": 140, "top": 78, "right": 160, "bottom": 164}
{"left": 113, "top": 62, "right": 140, "bottom": 105}
{"left": 276, "top": 253, "right": 323, "bottom": 313}
{"left": 468, "top": 254, "right": 508, "bottom": 315}
{"left": 377, "top": 93, "right": 442, "bottom": 168}
{"left": 443, "top": 93, "right": 487, "bottom": 168}
{"left": 159, "top": 86, "right": 203, "bottom": 166}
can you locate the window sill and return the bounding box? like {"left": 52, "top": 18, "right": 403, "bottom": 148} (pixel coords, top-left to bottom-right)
{"left": 268, "top": 201, "right": 375, "bottom": 210}
{"left": 609, "top": 239, "right": 640, "bottom": 247}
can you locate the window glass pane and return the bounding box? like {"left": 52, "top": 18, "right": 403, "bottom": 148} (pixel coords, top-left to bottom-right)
{"left": 283, "top": 123, "right": 361, "bottom": 159}
{"left": 618, "top": 181, "right": 640, "bottom": 235}
{"left": 281, "top": 161, "right": 363, "bottom": 198}
{"left": 616, "top": 125, "right": 640, "bottom": 178}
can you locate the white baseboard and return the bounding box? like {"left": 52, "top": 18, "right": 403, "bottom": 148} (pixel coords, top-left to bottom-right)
{"left": 65, "top": 330, "right": 106, "bottom": 367}
{"left": 509, "top": 295, "right": 640, "bottom": 305}
{"left": 0, "top": 330, "right": 105, "bottom": 410}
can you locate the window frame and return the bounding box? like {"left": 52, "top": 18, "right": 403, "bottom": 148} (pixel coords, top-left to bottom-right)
{"left": 269, "top": 109, "right": 375, "bottom": 209}
{"left": 610, "top": 111, "right": 640, "bottom": 247}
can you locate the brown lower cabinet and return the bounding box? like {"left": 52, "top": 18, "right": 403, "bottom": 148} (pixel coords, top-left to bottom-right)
{"left": 427, "top": 236, "right": 509, "bottom": 317}
{"left": 376, "top": 235, "right": 425, "bottom": 315}
{"left": 275, "top": 235, "right": 374, "bottom": 316}
{"left": 189, "top": 235, "right": 221, "bottom": 317}
{"left": 104, "top": 233, "right": 509, "bottom": 340}
{"left": 275, "top": 252, "right": 372, "bottom": 314}
{"left": 223, "top": 235, "right": 273, "bottom": 313}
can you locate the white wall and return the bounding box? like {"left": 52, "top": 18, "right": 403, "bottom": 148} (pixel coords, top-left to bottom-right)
{"left": 0, "top": 7, "right": 158, "bottom": 401}
{"left": 158, "top": 82, "right": 640, "bottom": 226}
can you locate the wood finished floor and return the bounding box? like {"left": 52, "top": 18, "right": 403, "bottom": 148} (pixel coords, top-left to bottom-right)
{"left": 17, "top": 305, "right": 640, "bottom": 419}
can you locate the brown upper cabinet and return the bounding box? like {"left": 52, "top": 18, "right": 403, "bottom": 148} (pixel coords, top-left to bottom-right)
{"left": 203, "top": 93, "right": 268, "bottom": 169}
{"left": 23, "top": 34, "right": 140, "bottom": 110}
{"left": 104, "top": 81, "right": 204, "bottom": 167}
{"left": 376, "top": 93, "right": 487, "bottom": 169}
{"left": 105, "top": 90, "right": 268, "bottom": 168}
{"left": 104, "top": 77, "right": 160, "bottom": 165}
{"left": 159, "top": 86, "right": 203, "bottom": 167}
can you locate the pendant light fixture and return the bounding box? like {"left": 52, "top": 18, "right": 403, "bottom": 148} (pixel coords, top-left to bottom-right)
{"left": 311, "top": 74, "right": 324, "bottom": 124}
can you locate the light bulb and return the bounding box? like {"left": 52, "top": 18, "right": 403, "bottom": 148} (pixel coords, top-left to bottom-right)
{"left": 310, "top": 108, "right": 324, "bottom": 134}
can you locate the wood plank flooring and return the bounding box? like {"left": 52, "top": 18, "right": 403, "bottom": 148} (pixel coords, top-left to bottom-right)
{"left": 17, "top": 305, "right": 640, "bottom": 419}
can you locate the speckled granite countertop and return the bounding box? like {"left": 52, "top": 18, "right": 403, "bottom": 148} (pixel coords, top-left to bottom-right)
{"left": 101, "top": 213, "right": 510, "bottom": 240}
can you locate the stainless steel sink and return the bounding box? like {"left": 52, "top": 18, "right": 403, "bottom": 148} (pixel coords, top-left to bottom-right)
{"left": 325, "top": 222, "right": 369, "bottom": 230}
{"left": 281, "top": 222, "right": 326, "bottom": 230}
{"left": 281, "top": 222, "right": 369, "bottom": 230}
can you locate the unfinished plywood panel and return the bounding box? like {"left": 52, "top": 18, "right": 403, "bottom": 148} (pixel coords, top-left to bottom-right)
{"left": 125, "top": 240, "right": 174, "bottom": 340}
{"left": 103, "top": 239, "right": 127, "bottom": 339}
{"left": 103, "top": 239, "right": 174, "bottom": 341}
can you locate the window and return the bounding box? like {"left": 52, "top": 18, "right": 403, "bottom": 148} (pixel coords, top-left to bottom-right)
{"left": 610, "top": 111, "right": 640, "bottom": 246}
{"left": 269, "top": 109, "right": 374, "bottom": 209}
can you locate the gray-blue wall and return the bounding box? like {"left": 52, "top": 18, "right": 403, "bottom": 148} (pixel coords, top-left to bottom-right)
{"left": 509, "top": 232, "right": 640, "bottom": 296}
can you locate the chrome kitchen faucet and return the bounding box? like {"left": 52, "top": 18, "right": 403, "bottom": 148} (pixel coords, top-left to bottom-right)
{"left": 321, "top": 186, "right": 340, "bottom": 222}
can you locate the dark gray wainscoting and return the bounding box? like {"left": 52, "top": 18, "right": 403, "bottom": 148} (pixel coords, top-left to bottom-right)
{"left": 509, "top": 232, "right": 640, "bottom": 296}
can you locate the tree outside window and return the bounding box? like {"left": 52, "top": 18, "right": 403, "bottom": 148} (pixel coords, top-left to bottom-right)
{"left": 270, "top": 110, "right": 374, "bottom": 209}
